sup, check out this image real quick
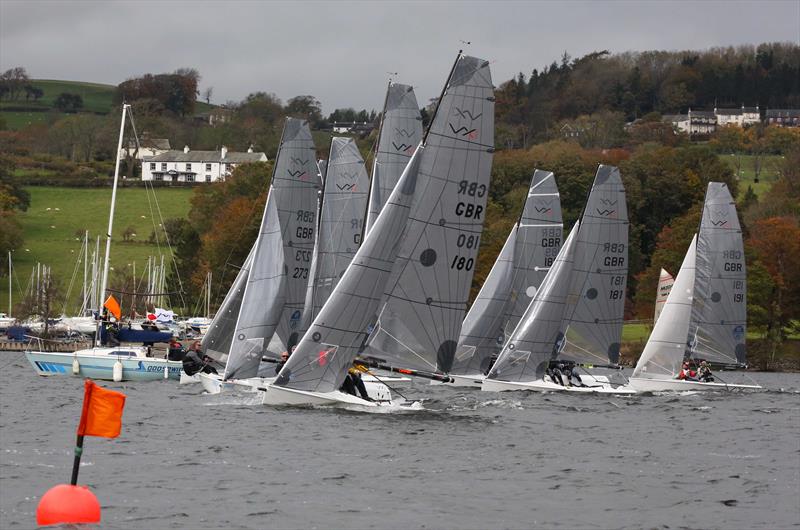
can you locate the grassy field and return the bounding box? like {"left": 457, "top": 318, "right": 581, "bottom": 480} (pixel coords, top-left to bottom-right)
{"left": 0, "top": 79, "right": 217, "bottom": 130}
{"left": 718, "top": 153, "right": 784, "bottom": 199}
{"left": 1, "top": 187, "right": 194, "bottom": 314}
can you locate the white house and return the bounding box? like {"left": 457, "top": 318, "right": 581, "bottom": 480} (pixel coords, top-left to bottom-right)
{"left": 120, "top": 137, "right": 171, "bottom": 161}
{"left": 141, "top": 145, "right": 267, "bottom": 183}
{"left": 715, "top": 105, "right": 760, "bottom": 127}
{"left": 663, "top": 109, "right": 716, "bottom": 135}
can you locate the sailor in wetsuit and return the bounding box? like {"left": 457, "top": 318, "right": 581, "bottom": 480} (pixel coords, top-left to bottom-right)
{"left": 546, "top": 362, "right": 565, "bottom": 386}
{"left": 340, "top": 367, "right": 373, "bottom": 401}
{"left": 275, "top": 350, "right": 289, "bottom": 375}
{"left": 182, "top": 342, "right": 218, "bottom": 376}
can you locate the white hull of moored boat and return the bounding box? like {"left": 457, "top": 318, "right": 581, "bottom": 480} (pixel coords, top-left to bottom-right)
{"left": 626, "top": 376, "right": 761, "bottom": 392}
{"left": 26, "top": 348, "right": 182, "bottom": 382}
{"left": 482, "top": 377, "right": 637, "bottom": 394}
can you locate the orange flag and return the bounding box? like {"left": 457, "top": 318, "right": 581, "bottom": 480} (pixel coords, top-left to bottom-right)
{"left": 103, "top": 295, "right": 121, "bottom": 320}
{"left": 77, "top": 380, "right": 126, "bottom": 438}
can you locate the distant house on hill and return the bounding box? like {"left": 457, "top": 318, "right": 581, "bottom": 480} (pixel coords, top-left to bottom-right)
{"left": 141, "top": 145, "right": 267, "bottom": 183}
{"left": 194, "top": 107, "right": 233, "bottom": 127}
{"left": 663, "top": 109, "right": 716, "bottom": 135}
{"left": 766, "top": 109, "right": 800, "bottom": 127}
{"left": 120, "top": 137, "right": 171, "bottom": 160}
{"left": 331, "top": 121, "right": 376, "bottom": 135}
{"left": 714, "top": 105, "right": 760, "bottom": 127}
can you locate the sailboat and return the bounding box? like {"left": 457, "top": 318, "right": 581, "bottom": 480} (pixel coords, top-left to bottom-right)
{"left": 365, "top": 81, "right": 423, "bottom": 236}
{"left": 654, "top": 268, "right": 674, "bottom": 323}
{"left": 483, "top": 165, "right": 636, "bottom": 393}
{"left": 628, "top": 182, "right": 760, "bottom": 391}
{"left": 447, "top": 170, "right": 563, "bottom": 386}
{"left": 261, "top": 52, "right": 495, "bottom": 407}
{"left": 197, "top": 118, "right": 319, "bottom": 393}
{"left": 1, "top": 251, "right": 16, "bottom": 331}
{"left": 25, "top": 104, "right": 184, "bottom": 382}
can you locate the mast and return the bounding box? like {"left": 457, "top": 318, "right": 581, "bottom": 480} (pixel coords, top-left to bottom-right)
{"left": 96, "top": 103, "right": 128, "bottom": 346}
{"left": 82, "top": 231, "right": 88, "bottom": 315}
{"left": 7, "top": 251, "right": 11, "bottom": 315}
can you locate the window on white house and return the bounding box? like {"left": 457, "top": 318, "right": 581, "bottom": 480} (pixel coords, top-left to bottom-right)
{"left": 155, "top": 174, "right": 163, "bottom": 181}
{"left": 161, "top": 163, "right": 167, "bottom": 171}
{"left": 150, "top": 163, "right": 156, "bottom": 170}
{"left": 186, "top": 163, "right": 192, "bottom": 171}
{"left": 205, "top": 175, "right": 211, "bottom": 182}
{"left": 205, "top": 163, "right": 212, "bottom": 171}
{"left": 225, "top": 163, "right": 231, "bottom": 172}
{"left": 186, "top": 174, "right": 194, "bottom": 182}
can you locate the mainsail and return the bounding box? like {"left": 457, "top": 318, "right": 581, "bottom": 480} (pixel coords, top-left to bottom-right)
{"left": 633, "top": 236, "right": 697, "bottom": 378}
{"left": 688, "top": 182, "right": 747, "bottom": 366}
{"left": 365, "top": 82, "right": 423, "bottom": 236}
{"left": 654, "top": 268, "right": 674, "bottom": 324}
{"left": 201, "top": 245, "right": 254, "bottom": 361}
{"left": 486, "top": 222, "right": 580, "bottom": 383}
{"left": 304, "top": 137, "right": 369, "bottom": 324}
{"left": 272, "top": 118, "right": 322, "bottom": 352}
{"left": 274, "top": 149, "right": 423, "bottom": 392}
{"left": 451, "top": 170, "right": 563, "bottom": 375}
{"left": 366, "top": 54, "right": 495, "bottom": 374}
{"left": 560, "top": 165, "right": 628, "bottom": 365}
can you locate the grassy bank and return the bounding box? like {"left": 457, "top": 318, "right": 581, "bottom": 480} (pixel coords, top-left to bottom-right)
{"left": 1, "top": 186, "right": 194, "bottom": 313}
{"left": 718, "top": 153, "right": 784, "bottom": 199}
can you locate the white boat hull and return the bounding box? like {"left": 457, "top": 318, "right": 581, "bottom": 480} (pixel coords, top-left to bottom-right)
{"left": 430, "top": 373, "right": 485, "bottom": 387}
{"left": 482, "top": 377, "right": 637, "bottom": 394}
{"left": 627, "top": 376, "right": 762, "bottom": 392}
{"left": 260, "top": 384, "right": 382, "bottom": 407}
{"left": 26, "top": 349, "right": 182, "bottom": 382}
{"left": 198, "top": 373, "right": 275, "bottom": 394}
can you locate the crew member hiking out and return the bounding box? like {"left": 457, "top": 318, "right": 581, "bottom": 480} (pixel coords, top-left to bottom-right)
{"left": 182, "top": 341, "right": 218, "bottom": 376}
{"left": 340, "top": 366, "right": 372, "bottom": 401}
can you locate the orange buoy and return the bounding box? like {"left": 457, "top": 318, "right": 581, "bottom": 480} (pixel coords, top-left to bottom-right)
{"left": 36, "top": 484, "right": 100, "bottom": 526}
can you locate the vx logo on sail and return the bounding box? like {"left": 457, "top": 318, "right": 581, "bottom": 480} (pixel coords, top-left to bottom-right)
{"left": 453, "top": 107, "right": 482, "bottom": 121}
{"left": 534, "top": 206, "right": 552, "bottom": 215}
{"left": 596, "top": 208, "right": 617, "bottom": 218}
{"left": 392, "top": 141, "right": 414, "bottom": 153}
{"left": 287, "top": 169, "right": 309, "bottom": 180}
{"left": 290, "top": 157, "right": 309, "bottom": 166}
{"left": 394, "top": 127, "right": 414, "bottom": 138}
{"left": 449, "top": 123, "right": 478, "bottom": 140}
{"left": 599, "top": 199, "right": 618, "bottom": 206}
{"left": 337, "top": 183, "right": 357, "bottom": 191}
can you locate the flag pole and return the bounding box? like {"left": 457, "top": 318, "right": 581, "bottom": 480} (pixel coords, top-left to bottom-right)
{"left": 70, "top": 435, "right": 85, "bottom": 486}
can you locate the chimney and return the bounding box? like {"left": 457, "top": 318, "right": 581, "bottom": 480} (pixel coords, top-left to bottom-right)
{"left": 247, "top": 144, "right": 254, "bottom": 153}
{"left": 183, "top": 145, "right": 190, "bottom": 153}
{"left": 221, "top": 146, "right": 228, "bottom": 159}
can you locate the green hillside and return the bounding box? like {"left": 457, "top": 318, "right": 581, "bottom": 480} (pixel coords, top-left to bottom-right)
{"left": 1, "top": 186, "right": 194, "bottom": 314}
{"left": 0, "top": 79, "right": 217, "bottom": 130}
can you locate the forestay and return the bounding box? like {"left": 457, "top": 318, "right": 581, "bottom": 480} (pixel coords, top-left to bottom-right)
{"left": 688, "top": 182, "right": 747, "bottom": 366}
{"left": 224, "top": 196, "right": 286, "bottom": 379}
{"left": 486, "top": 222, "right": 580, "bottom": 383}
{"left": 304, "top": 137, "right": 369, "bottom": 324}
{"left": 201, "top": 245, "right": 254, "bottom": 362}
{"left": 451, "top": 170, "right": 562, "bottom": 375}
{"left": 272, "top": 118, "right": 322, "bottom": 352}
{"left": 365, "top": 82, "right": 423, "bottom": 236}
{"left": 274, "top": 149, "right": 423, "bottom": 393}
{"left": 367, "top": 54, "right": 495, "bottom": 373}
{"left": 633, "top": 236, "right": 697, "bottom": 378}
{"left": 560, "top": 165, "right": 628, "bottom": 365}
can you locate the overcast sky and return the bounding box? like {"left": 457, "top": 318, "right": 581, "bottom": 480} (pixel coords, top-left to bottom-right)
{"left": 2, "top": 0, "right": 798, "bottom": 113}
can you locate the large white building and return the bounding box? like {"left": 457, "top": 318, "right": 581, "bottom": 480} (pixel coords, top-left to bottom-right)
{"left": 714, "top": 105, "right": 760, "bottom": 127}
{"left": 141, "top": 145, "right": 267, "bottom": 183}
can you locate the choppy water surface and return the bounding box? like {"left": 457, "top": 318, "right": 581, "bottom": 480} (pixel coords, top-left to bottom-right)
{"left": 1, "top": 354, "right": 798, "bottom": 529}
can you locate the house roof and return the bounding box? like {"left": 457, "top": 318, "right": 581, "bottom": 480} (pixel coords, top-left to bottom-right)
{"left": 127, "top": 138, "right": 171, "bottom": 150}
{"left": 715, "top": 108, "right": 742, "bottom": 116}
{"left": 689, "top": 110, "right": 716, "bottom": 118}
{"left": 146, "top": 149, "right": 267, "bottom": 163}
{"left": 742, "top": 107, "right": 759, "bottom": 113}
{"left": 663, "top": 114, "right": 688, "bottom": 122}
{"left": 766, "top": 109, "right": 800, "bottom": 118}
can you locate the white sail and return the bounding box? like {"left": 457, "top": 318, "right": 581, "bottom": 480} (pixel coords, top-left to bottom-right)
{"left": 273, "top": 148, "right": 423, "bottom": 393}
{"left": 201, "top": 245, "right": 254, "bottom": 361}
{"left": 633, "top": 236, "right": 697, "bottom": 378}
{"left": 688, "top": 182, "right": 747, "bottom": 366}
{"left": 303, "top": 137, "right": 370, "bottom": 324}
{"left": 560, "top": 165, "right": 628, "bottom": 365}
{"left": 654, "top": 268, "right": 674, "bottom": 324}
{"left": 452, "top": 170, "right": 562, "bottom": 375}
{"left": 365, "top": 82, "right": 423, "bottom": 236}
{"left": 486, "top": 222, "right": 581, "bottom": 383}
{"left": 367, "top": 54, "right": 495, "bottom": 374}
{"left": 272, "top": 118, "right": 322, "bottom": 352}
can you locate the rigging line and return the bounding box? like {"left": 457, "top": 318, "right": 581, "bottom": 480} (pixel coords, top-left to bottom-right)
{"left": 62, "top": 246, "right": 84, "bottom": 316}
{"left": 149, "top": 179, "right": 185, "bottom": 309}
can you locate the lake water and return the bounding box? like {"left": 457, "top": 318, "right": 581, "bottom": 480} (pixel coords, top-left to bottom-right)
{"left": 1, "top": 353, "right": 798, "bottom": 529}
